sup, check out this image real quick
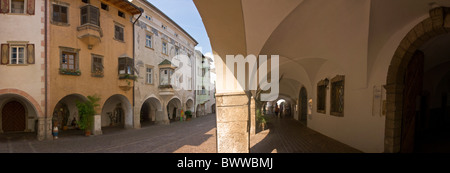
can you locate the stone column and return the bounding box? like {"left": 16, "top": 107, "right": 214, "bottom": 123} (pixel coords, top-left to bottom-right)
{"left": 45, "top": 117, "right": 53, "bottom": 140}
{"left": 37, "top": 117, "right": 46, "bottom": 141}
{"left": 216, "top": 92, "right": 249, "bottom": 153}
{"left": 250, "top": 96, "right": 256, "bottom": 136}
{"left": 92, "top": 115, "right": 102, "bottom": 135}
{"left": 134, "top": 106, "right": 141, "bottom": 129}
{"left": 155, "top": 110, "right": 169, "bottom": 125}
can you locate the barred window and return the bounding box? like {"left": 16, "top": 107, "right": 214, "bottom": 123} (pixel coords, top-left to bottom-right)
{"left": 330, "top": 75, "right": 345, "bottom": 117}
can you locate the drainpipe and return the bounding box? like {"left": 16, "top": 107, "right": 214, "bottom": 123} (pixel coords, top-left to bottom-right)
{"left": 132, "top": 8, "right": 143, "bottom": 127}
{"left": 44, "top": 0, "right": 49, "bottom": 139}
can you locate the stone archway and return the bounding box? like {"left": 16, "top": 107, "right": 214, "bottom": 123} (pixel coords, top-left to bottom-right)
{"left": 385, "top": 7, "right": 450, "bottom": 153}
{"left": 167, "top": 97, "right": 182, "bottom": 121}
{"left": 140, "top": 97, "right": 162, "bottom": 126}
{"left": 101, "top": 94, "right": 133, "bottom": 129}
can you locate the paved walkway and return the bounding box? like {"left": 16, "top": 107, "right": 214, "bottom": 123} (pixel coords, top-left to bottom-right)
{"left": 250, "top": 114, "right": 361, "bottom": 153}
{"left": 0, "top": 114, "right": 217, "bottom": 153}
{"left": 0, "top": 113, "right": 360, "bottom": 153}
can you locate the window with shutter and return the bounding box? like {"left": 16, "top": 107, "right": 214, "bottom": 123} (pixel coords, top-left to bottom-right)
{"left": 26, "top": 0, "right": 34, "bottom": 15}
{"left": 89, "top": 6, "right": 98, "bottom": 25}
{"left": 10, "top": 45, "right": 26, "bottom": 64}
{"left": 61, "top": 52, "right": 77, "bottom": 71}
{"left": 80, "top": 5, "right": 99, "bottom": 26}
{"left": 0, "top": 0, "right": 10, "bottom": 13}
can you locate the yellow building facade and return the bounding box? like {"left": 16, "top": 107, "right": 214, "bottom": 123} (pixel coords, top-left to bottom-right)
{"left": 49, "top": 0, "right": 141, "bottom": 136}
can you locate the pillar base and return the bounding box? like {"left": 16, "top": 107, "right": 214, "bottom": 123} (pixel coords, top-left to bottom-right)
{"left": 216, "top": 92, "right": 249, "bottom": 153}
{"left": 156, "top": 120, "right": 170, "bottom": 125}
{"left": 45, "top": 117, "right": 53, "bottom": 140}
{"left": 93, "top": 115, "right": 103, "bottom": 135}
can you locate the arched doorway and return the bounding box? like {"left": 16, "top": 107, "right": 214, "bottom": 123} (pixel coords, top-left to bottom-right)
{"left": 0, "top": 91, "right": 42, "bottom": 138}
{"left": 167, "top": 97, "right": 181, "bottom": 121}
{"left": 299, "top": 87, "right": 308, "bottom": 125}
{"left": 211, "top": 104, "right": 216, "bottom": 114}
{"left": 140, "top": 97, "right": 162, "bottom": 126}
{"left": 385, "top": 7, "right": 450, "bottom": 153}
{"left": 2, "top": 101, "right": 26, "bottom": 132}
{"left": 101, "top": 94, "right": 133, "bottom": 129}
{"left": 52, "top": 94, "right": 88, "bottom": 134}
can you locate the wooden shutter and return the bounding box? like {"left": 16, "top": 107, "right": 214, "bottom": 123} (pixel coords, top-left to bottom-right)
{"left": 27, "top": 44, "right": 35, "bottom": 64}
{"left": 0, "top": 0, "right": 9, "bottom": 13}
{"left": 27, "top": 0, "right": 35, "bottom": 15}
{"left": 1, "top": 44, "right": 9, "bottom": 65}
{"left": 81, "top": 6, "right": 88, "bottom": 25}
{"left": 89, "top": 6, "right": 99, "bottom": 26}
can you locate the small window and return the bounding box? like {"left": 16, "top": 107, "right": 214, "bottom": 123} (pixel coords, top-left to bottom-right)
{"left": 162, "top": 42, "right": 167, "bottom": 55}
{"left": 145, "top": 34, "right": 152, "bottom": 48}
{"left": 175, "top": 47, "right": 179, "bottom": 55}
{"left": 52, "top": 4, "right": 68, "bottom": 24}
{"left": 115, "top": 24, "right": 124, "bottom": 42}
{"left": 317, "top": 79, "right": 328, "bottom": 114}
{"left": 118, "top": 10, "right": 125, "bottom": 18}
{"left": 146, "top": 67, "right": 153, "bottom": 84}
{"left": 101, "top": 3, "right": 108, "bottom": 11}
{"left": 330, "top": 75, "right": 345, "bottom": 117}
{"left": 10, "top": 45, "right": 26, "bottom": 64}
{"left": 91, "top": 55, "right": 104, "bottom": 77}
{"left": 82, "top": 0, "right": 90, "bottom": 4}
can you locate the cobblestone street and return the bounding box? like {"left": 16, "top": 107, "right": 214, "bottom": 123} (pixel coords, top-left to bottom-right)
{"left": 0, "top": 113, "right": 360, "bottom": 153}
{"left": 0, "top": 114, "right": 217, "bottom": 153}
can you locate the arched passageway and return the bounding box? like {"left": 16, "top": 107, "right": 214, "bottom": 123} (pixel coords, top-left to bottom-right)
{"left": 140, "top": 97, "right": 162, "bottom": 127}
{"left": 101, "top": 94, "right": 133, "bottom": 129}
{"left": 51, "top": 94, "right": 88, "bottom": 134}
{"left": 167, "top": 97, "right": 182, "bottom": 121}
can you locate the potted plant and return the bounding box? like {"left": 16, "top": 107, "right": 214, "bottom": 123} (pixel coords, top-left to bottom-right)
{"left": 185, "top": 110, "right": 192, "bottom": 121}
{"left": 76, "top": 95, "right": 100, "bottom": 136}
{"left": 256, "top": 109, "right": 267, "bottom": 131}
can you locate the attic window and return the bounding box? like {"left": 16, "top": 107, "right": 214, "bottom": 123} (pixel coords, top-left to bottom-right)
{"left": 101, "top": 3, "right": 108, "bottom": 11}
{"left": 118, "top": 10, "right": 125, "bottom": 18}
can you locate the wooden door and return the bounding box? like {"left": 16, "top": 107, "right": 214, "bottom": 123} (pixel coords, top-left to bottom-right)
{"left": 401, "top": 50, "right": 424, "bottom": 153}
{"left": 2, "top": 101, "right": 26, "bottom": 132}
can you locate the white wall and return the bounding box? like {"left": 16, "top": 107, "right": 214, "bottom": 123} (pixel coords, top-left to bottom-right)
{"left": 0, "top": 0, "right": 45, "bottom": 116}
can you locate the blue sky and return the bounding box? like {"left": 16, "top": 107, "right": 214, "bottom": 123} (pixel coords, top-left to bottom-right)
{"left": 145, "top": 0, "right": 212, "bottom": 55}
